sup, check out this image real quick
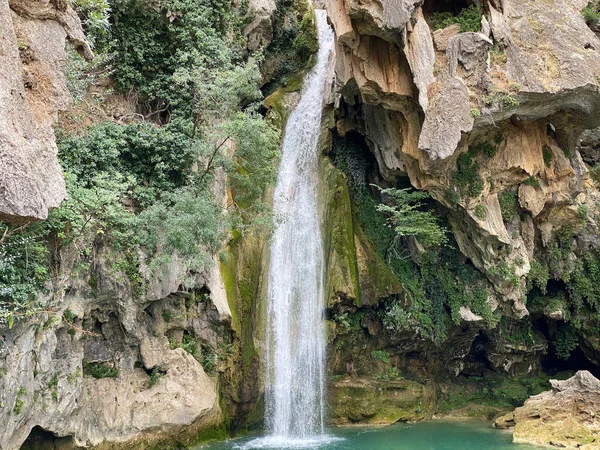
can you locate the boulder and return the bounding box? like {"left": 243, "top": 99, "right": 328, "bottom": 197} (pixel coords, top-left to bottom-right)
{"left": 495, "top": 371, "right": 600, "bottom": 448}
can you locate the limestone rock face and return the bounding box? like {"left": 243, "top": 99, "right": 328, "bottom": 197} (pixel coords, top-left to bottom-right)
{"left": 495, "top": 371, "right": 600, "bottom": 448}
{"left": 244, "top": 0, "right": 276, "bottom": 51}
{"left": 325, "top": 0, "right": 600, "bottom": 316}
{"left": 0, "top": 0, "right": 91, "bottom": 223}
{"left": 0, "top": 242, "right": 230, "bottom": 450}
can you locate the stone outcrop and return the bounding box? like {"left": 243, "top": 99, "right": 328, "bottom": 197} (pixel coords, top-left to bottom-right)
{"left": 0, "top": 0, "right": 92, "bottom": 223}
{"left": 496, "top": 371, "right": 600, "bottom": 448}
{"left": 244, "top": 0, "right": 276, "bottom": 51}
{"left": 325, "top": 0, "right": 600, "bottom": 317}
{"left": 0, "top": 239, "right": 233, "bottom": 450}
{"left": 328, "top": 377, "right": 435, "bottom": 425}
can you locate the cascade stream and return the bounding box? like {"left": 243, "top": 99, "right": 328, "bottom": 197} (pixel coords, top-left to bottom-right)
{"left": 264, "top": 8, "right": 334, "bottom": 442}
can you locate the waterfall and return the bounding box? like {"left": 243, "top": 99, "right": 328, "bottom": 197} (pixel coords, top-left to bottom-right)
{"left": 264, "top": 9, "right": 334, "bottom": 442}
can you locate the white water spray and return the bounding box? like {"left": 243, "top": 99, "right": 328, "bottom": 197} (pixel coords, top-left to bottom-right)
{"left": 264, "top": 9, "right": 334, "bottom": 441}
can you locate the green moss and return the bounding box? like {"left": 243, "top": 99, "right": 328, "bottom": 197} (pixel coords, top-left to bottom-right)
{"left": 194, "top": 422, "right": 230, "bottom": 446}
{"left": 438, "top": 373, "right": 550, "bottom": 415}
{"left": 319, "top": 159, "right": 361, "bottom": 305}
{"left": 328, "top": 377, "right": 435, "bottom": 425}
{"left": 262, "top": 0, "right": 318, "bottom": 95}
{"left": 543, "top": 145, "right": 553, "bottom": 167}
{"left": 13, "top": 387, "right": 26, "bottom": 414}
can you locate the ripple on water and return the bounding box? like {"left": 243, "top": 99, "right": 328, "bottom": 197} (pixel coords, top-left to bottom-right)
{"left": 234, "top": 435, "right": 343, "bottom": 450}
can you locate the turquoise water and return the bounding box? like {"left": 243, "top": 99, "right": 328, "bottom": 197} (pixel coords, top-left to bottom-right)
{"left": 198, "top": 421, "right": 545, "bottom": 449}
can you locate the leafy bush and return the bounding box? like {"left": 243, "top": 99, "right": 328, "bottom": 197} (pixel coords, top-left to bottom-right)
{"left": 375, "top": 187, "right": 448, "bottom": 247}
{"left": 498, "top": 190, "right": 518, "bottom": 222}
{"left": 474, "top": 205, "right": 487, "bottom": 220}
{"left": 99, "top": 0, "right": 242, "bottom": 109}
{"left": 582, "top": 1, "right": 600, "bottom": 24}
{"left": 84, "top": 361, "right": 118, "bottom": 378}
{"left": 454, "top": 152, "right": 484, "bottom": 198}
{"left": 527, "top": 259, "right": 549, "bottom": 294}
{"left": 371, "top": 350, "right": 391, "bottom": 364}
{"left": 554, "top": 325, "right": 578, "bottom": 360}
{"left": 523, "top": 176, "right": 541, "bottom": 189}
{"left": 429, "top": 5, "right": 483, "bottom": 32}
{"left": 0, "top": 224, "right": 49, "bottom": 328}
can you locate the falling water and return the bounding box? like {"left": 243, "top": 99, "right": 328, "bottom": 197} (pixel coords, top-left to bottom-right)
{"left": 264, "top": 9, "right": 334, "bottom": 443}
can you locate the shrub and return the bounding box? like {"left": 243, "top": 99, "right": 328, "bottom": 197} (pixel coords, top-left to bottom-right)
{"left": 371, "top": 350, "right": 391, "bottom": 364}
{"left": 474, "top": 205, "right": 487, "bottom": 220}
{"left": 429, "top": 5, "right": 482, "bottom": 33}
{"left": 554, "top": 325, "right": 578, "bottom": 360}
{"left": 543, "top": 145, "right": 553, "bottom": 167}
{"left": 498, "top": 190, "right": 518, "bottom": 222}
{"left": 0, "top": 223, "right": 49, "bottom": 329}
{"left": 148, "top": 368, "right": 165, "bottom": 387}
{"left": 453, "top": 152, "right": 484, "bottom": 198}
{"left": 375, "top": 187, "right": 448, "bottom": 247}
{"left": 582, "top": 1, "right": 600, "bottom": 24}
{"left": 523, "top": 176, "right": 541, "bottom": 189}
{"left": 83, "top": 362, "right": 118, "bottom": 378}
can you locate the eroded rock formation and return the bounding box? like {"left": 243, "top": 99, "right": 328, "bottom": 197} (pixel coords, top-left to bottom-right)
{"left": 0, "top": 240, "right": 233, "bottom": 450}
{"left": 0, "top": 0, "right": 93, "bottom": 223}
{"left": 325, "top": 0, "right": 600, "bottom": 320}
{"left": 496, "top": 370, "right": 600, "bottom": 448}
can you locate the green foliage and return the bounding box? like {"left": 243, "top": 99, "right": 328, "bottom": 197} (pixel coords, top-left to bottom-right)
{"left": 13, "top": 387, "right": 26, "bottom": 414}
{"left": 489, "top": 262, "right": 520, "bottom": 288}
{"left": 543, "top": 145, "right": 553, "bottom": 167}
{"left": 590, "top": 165, "right": 600, "bottom": 186}
{"left": 498, "top": 190, "right": 518, "bottom": 222}
{"left": 428, "top": 5, "right": 482, "bottom": 33}
{"left": 470, "top": 108, "right": 481, "bottom": 118}
{"left": 99, "top": 0, "right": 243, "bottom": 110}
{"left": 262, "top": 0, "right": 317, "bottom": 93}
{"left": 474, "top": 205, "right": 487, "bottom": 220}
{"left": 371, "top": 350, "right": 391, "bottom": 364}
{"left": 147, "top": 367, "right": 165, "bottom": 387}
{"left": 578, "top": 205, "right": 589, "bottom": 225}
{"left": 58, "top": 121, "right": 198, "bottom": 208}
{"left": 523, "top": 176, "right": 541, "bottom": 189}
{"left": 502, "top": 94, "right": 520, "bottom": 107}
{"left": 533, "top": 226, "right": 600, "bottom": 332}
{"left": 528, "top": 259, "right": 549, "bottom": 294}
{"left": 332, "top": 133, "right": 495, "bottom": 345}
{"left": 84, "top": 362, "right": 119, "bottom": 378}
{"left": 582, "top": 1, "right": 600, "bottom": 24}
{"left": 162, "top": 310, "right": 173, "bottom": 322}
{"left": 72, "top": 0, "right": 111, "bottom": 46}
{"left": 469, "top": 141, "right": 498, "bottom": 158}
{"left": 375, "top": 187, "right": 448, "bottom": 247}
{"left": 0, "top": 223, "right": 49, "bottom": 328}
{"left": 453, "top": 146, "right": 489, "bottom": 198}
{"left": 554, "top": 324, "right": 579, "bottom": 360}
{"left": 136, "top": 187, "right": 226, "bottom": 274}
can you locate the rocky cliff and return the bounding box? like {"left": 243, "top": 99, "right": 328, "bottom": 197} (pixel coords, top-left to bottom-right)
{"left": 0, "top": 0, "right": 91, "bottom": 222}
{"left": 320, "top": 0, "right": 600, "bottom": 424}
{"left": 5, "top": 0, "right": 600, "bottom": 446}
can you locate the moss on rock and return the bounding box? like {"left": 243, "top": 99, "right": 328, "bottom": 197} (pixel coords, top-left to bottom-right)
{"left": 328, "top": 377, "right": 435, "bottom": 425}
